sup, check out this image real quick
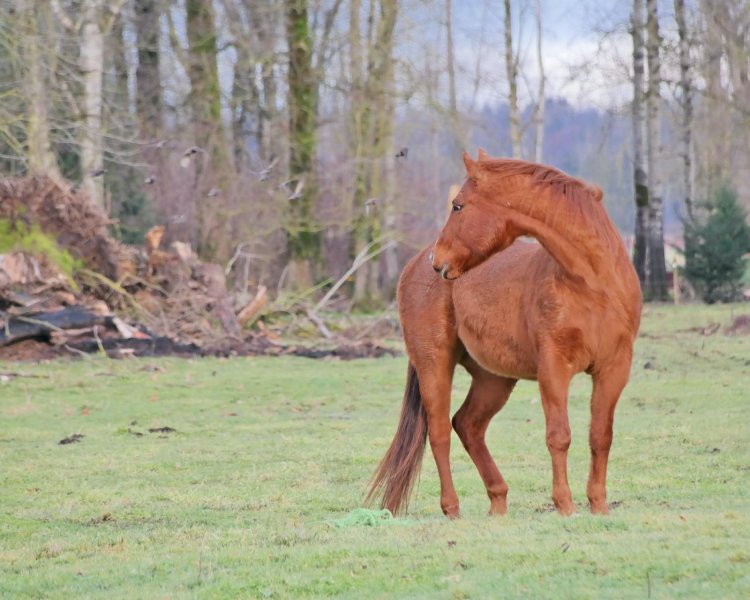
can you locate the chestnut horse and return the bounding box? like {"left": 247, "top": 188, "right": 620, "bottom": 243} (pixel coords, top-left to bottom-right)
{"left": 368, "top": 151, "right": 641, "bottom": 518}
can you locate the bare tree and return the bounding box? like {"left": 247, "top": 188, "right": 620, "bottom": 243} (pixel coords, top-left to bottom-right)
{"left": 631, "top": 0, "right": 648, "bottom": 288}
{"left": 350, "top": 0, "right": 398, "bottom": 306}
{"left": 504, "top": 0, "right": 521, "bottom": 158}
{"left": 254, "top": 1, "right": 283, "bottom": 162}
{"left": 186, "top": 0, "right": 227, "bottom": 167}
{"left": 285, "top": 0, "right": 319, "bottom": 286}
{"left": 50, "top": 0, "right": 127, "bottom": 209}
{"left": 532, "top": 0, "right": 544, "bottom": 163}
{"left": 18, "top": 0, "right": 59, "bottom": 177}
{"left": 185, "top": 0, "right": 231, "bottom": 257}
{"left": 645, "top": 0, "right": 668, "bottom": 300}
{"left": 674, "top": 0, "right": 694, "bottom": 221}
{"left": 79, "top": 0, "right": 105, "bottom": 208}
{"left": 135, "top": 0, "right": 162, "bottom": 139}
{"left": 445, "top": 0, "right": 465, "bottom": 154}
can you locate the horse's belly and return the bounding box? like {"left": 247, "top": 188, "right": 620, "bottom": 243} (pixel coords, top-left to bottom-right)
{"left": 458, "top": 323, "right": 538, "bottom": 380}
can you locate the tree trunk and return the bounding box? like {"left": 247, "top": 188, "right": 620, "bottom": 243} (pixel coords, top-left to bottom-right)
{"left": 674, "top": 0, "right": 694, "bottom": 221}
{"left": 631, "top": 0, "right": 649, "bottom": 288}
{"left": 240, "top": 0, "right": 281, "bottom": 164}
{"left": 504, "top": 0, "right": 521, "bottom": 158}
{"left": 710, "top": 1, "right": 750, "bottom": 208}
{"left": 349, "top": 0, "right": 371, "bottom": 303}
{"left": 79, "top": 0, "right": 105, "bottom": 209}
{"left": 351, "top": 0, "right": 398, "bottom": 307}
{"left": 229, "top": 49, "right": 255, "bottom": 170}
{"left": 186, "top": 0, "right": 230, "bottom": 258}
{"left": 697, "top": 0, "right": 728, "bottom": 194}
{"left": 110, "top": 16, "right": 129, "bottom": 108}
{"left": 645, "top": 0, "right": 668, "bottom": 300}
{"left": 256, "top": 1, "right": 282, "bottom": 162}
{"left": 186, "top": 0, "right": 226, "bottom": 155}
{"left": 135, "top": 0, "right": 162, "bottom": 139}
{"left": 445, "top": 0, "right": 465, "bottom": 154}
{"left": 285, "top": 0, "right": 319, "bottom": 287}
{"left": 532, "top": 0, "right": 545, "bottom": 163}
{"left": 19, "top": 0, "right": 59, "bottom": 177}
{"left": 365, "top": 1, "right": 398, "bottom": 302}
{"left": 224, "top": 0, "right": 255, "bottom": 170}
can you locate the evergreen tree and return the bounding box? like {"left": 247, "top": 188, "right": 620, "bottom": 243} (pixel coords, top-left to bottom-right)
{"left": 684, "top": 184, "right": 750, "bottom": 303}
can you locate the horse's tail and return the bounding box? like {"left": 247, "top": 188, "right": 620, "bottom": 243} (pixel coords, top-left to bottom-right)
{"left": 366, "top": 363, "right": 428, "bottom": 515}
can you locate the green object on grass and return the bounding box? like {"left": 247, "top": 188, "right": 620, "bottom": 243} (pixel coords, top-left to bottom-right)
{"left": 329, "top": 508, "right": 394, "bottom": 528}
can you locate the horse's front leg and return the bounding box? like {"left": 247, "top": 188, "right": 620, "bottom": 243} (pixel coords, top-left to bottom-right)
{"left": 537, "top": 350, "right": 576, "bottom": 515}
{"left": 587, "top": 354, "right": 632, "bottom": 514}
{"left": 416, "top": 360, "right": 460, "bottom": 518}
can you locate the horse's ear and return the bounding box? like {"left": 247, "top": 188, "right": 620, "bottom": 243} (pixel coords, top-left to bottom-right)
{"left": 589, "top": 185, "right": 604, "bottom": 202}
{"left": 477, "top": 148, "right": 490, "bottom": 161}
{"left": 463, "top": 152, "right": 478, "bottom": 179}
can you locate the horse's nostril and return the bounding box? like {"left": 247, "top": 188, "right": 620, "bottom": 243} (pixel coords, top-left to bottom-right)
{"left": 440, "top": 264, "right": 450, "bottom": 280}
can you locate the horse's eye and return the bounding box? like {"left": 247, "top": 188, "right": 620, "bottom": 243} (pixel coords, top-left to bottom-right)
{"left": 452, "top": 203, "right": 463, "bottom": 212}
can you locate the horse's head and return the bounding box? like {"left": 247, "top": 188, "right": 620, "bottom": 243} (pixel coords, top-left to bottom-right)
{"left": 430, "top": 151, "right": 516, "bottom": 280}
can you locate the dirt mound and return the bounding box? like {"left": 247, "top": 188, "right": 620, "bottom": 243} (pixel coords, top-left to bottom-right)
{"left": 725, "top": 315, "right": 750, "bottom": 336}
{"left": 0, "top": 176, "right": 398, "bottom": 361}
{"left": 0, "top": 176, "right": 240, "bottom": 350}
{"left": 0, "top": 176, "right": 133, "bottom": 280}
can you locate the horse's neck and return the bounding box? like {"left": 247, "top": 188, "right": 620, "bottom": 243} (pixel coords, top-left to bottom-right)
{"left": 503, "top": 185, "right": 624, "bottom": 286}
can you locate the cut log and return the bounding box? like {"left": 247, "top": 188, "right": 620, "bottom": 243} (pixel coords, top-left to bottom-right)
{"left": 0, "top": 307, "right": 107, "bottom": 347}
{"left": 69, "top": 336, "right": 201, "bottom": 357}
{"left": 237, "top": 285, "right": 267, "bottom": 326}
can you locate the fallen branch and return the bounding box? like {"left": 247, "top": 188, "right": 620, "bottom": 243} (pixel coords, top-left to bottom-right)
{"left": 50, "top": 326, "right": 95, "bottom": 345}
{"left": 237, "top": 285, "right": 268, "bottom": 326}
{"left": 313, "top": 237, "right": 397, "bottom": 315}
{"left": 0, "top": 307, "right": 107, "bottom": 347}
{"left": 0, "top": 371, "right": 50, "bottom": 379}
{"left": 306, "top": 309, "right": 333, "bottom": 339}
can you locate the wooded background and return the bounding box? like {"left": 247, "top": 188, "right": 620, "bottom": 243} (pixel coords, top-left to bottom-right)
{"left": 1, "top": 0, "right": 748, "bottom": 306}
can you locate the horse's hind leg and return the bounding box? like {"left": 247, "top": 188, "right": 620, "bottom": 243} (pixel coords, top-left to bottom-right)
{"left": 416, "top": 357, "right": 461, "bottom": 518}
{"left": 537, "top": 349, "right": 576, "bottom": 515}
{"left": 587, "top": 356, "right": 632, "bottom": 514}
{"left": 452, "top": 362, "right": 516, "bottom": 515}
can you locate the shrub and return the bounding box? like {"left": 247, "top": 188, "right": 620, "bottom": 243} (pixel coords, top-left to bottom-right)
{"left": 684, "top": 184, "right": 750, "bottom": 303}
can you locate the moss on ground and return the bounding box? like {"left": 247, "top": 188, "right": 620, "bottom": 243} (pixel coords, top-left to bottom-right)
{"left": 0, "top": 218, "right": 83, "bottom": 281}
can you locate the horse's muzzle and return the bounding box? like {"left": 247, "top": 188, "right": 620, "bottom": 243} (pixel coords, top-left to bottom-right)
{"left": 430, "top": 248, "right": 453, "bottom": 280}
{"left": 432, "top": 262, "right": 451, "bottom": 280}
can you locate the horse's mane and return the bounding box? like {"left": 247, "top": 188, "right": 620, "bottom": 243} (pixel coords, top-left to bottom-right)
{"left": 477, "top": 158, "right": 622, "bottom": 258}
{"left": 479, "top": 159, "right": 604, "bottom": 205}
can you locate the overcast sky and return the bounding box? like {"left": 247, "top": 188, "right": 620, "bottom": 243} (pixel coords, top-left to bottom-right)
{"left": 397, "top": 0, "right": 636, "bottom": 110}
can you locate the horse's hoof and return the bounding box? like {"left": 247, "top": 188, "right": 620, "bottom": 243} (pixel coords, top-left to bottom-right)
{"left": 442, "top": 504, "right": 461, "bottom": 519}
{"left": 555, "top": 502, "right": 577, "bottom": 517}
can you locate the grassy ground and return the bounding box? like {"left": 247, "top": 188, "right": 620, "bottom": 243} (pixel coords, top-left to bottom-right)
{"left": 1, "top": 304, "right": 749, "bottom": 599}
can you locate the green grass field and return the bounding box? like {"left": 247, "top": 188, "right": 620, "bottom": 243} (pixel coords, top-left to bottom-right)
{"left": 2, "top": 304, "right": 749, "bottom": 599}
